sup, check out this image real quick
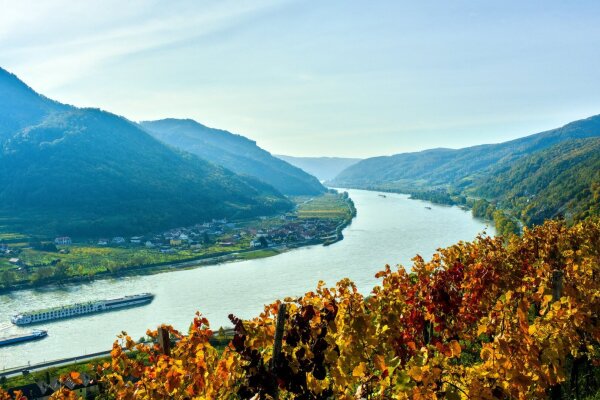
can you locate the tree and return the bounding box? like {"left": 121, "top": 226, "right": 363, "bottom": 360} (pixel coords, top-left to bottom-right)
{"left": 493, "top": 210, "right": 520, "bottom": 237}
{"left": 0, "top": 270, "right": 15, "bottom": 287}
{"left": 52, "top": 262, "right": 69, "bottom": 280}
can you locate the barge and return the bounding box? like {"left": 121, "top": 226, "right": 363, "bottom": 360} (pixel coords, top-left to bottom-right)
{"left": 0, "top": 330, "right": 47, "bottom": 346}
{"left": 11, "top": 293, "right": 154, "bottom": 325}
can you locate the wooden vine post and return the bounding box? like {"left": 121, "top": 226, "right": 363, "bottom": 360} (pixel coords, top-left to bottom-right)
{"left": 157, "top": 326, "right": 171, "bottom": 357}
{"left": 271, "top": 303, "right": 287, "bottom": 400}
{"left": 552, "top": 270, "right": 563, "bottom": 302}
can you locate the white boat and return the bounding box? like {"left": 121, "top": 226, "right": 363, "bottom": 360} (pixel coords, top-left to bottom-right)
{"left": 11, "top": 293, "right": 154, "bottom": 325}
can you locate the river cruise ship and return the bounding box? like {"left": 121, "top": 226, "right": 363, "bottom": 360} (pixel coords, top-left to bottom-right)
{"left": 10, "top": 293, "right": 154, "bottom": 325}
{"left": 0, "top": 330, "right": 47, "bottom": 346}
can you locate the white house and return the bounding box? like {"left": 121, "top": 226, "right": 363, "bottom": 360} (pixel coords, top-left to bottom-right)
{"left": 54, "top": 237, "right": 72, "bottom": 245}
{"left": 130, "top": 236, "right": 143, "bottom": 244}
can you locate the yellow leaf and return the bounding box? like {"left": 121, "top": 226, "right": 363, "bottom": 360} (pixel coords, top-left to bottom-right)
{"left": 352, "top": 362, "right": 367, "bottom": 377}
{"left": 528, "top": 324, "right": 537, "bottom": 335}
{"left": 408, "top": 365, "right": 423, "bottom": 382}
{"left": 477, "top": 324, "right": 487, "bottom": 336}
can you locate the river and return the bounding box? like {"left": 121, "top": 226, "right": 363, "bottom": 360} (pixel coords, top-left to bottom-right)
{"left": 0, "top": 189, "right": 493, "bottom": 369}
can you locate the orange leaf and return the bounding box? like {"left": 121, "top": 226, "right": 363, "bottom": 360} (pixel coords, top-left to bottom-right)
{"left": 373, "top": 354, "right": 386, "bottom": 371}
{"left": 449, "top": 340, "right": 461, "bottom": 358}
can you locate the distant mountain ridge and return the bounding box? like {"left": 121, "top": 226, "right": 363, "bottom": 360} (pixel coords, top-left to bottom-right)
{"left": 140, "top": 119, "right": 326, "bottom": 196}
{"left": 0, "top": 67, "right": 292, "bottom": 236}
{"left": 275, "top": 155, "right": 361, "bottom": 182}
{"left": 330, "top": 114, "right": 600, "bottom": 225}
{"left": 331, "top": 114, "right": 600, "bottom": 191}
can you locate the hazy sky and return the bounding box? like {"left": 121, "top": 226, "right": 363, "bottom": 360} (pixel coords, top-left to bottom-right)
{"left": 1, "top": 1, "right": 600, "bottom": 157}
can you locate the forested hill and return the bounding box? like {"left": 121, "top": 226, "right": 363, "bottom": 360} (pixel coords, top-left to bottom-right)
{"left": 330, "top": 114, "right": 600, "bottom": 191}
{"left": 469, "top": 137, "right": 600, "bottom": 225}
{"left": 0, "top": 67, "right": 292, "bottom": 237}
{"left": 276, "top": 155, "right": 362, "bottom": 181}
{"left": 140, "top": 119, "right": 326, "bottom": 196}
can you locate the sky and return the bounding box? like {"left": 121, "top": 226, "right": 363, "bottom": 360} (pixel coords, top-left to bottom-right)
{"left": 1, "top": 0, "right": 600, "bottom": 158}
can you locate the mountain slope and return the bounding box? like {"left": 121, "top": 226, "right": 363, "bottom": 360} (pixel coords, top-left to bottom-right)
{"left": 140, "top": 119, "right": 326, "bottom": 196}
{"left": 275, "top": 155, "right": 361, "bottom": 182}
{"left": 330, "top": 114, "right": 600, "bottom": 191}
{"left": 0, "top": 67, "right": 68, "bottom": 139}
{"left": 470, "top": 137, "right": 600, "bottom": 225}
{"left": 0, "top": 69, "right": 292, "bottom": 237}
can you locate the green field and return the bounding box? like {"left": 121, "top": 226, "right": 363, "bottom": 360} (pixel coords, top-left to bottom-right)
{"left": 295, "top": 192, "right": 353, "bottom": 220}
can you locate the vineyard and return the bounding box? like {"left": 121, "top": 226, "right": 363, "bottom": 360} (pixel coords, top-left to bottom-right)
{"left": 4, "top": 217, "right": 600, "bottom": 399}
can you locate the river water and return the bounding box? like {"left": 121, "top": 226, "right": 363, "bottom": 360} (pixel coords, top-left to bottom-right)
{"left": 0, "top": 189, "right": 493, "bottom": 369}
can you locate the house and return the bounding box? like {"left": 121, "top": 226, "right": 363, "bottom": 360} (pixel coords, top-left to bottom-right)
{"left": 170, "top": 239, "right": 182, "bottom": 246}
{"left": 179, "top": 233, "right": 189, "bottom": 241}
{"left": 7, "top": 382, "right": 54, "bottom": 400}
{"left": 54, "top": 237, "right": 72, "bottom": 245}
{"left": 130, "top": 236, "right": 143, "bottom": 244}
{"left": 6, "top": 374, "right": 100, "bottom": 400}
{"left": 112, "top": 237, "right": 125, "bottom": 244}
{"left": 52, "top": 373, "right": 99, "bottom": 398}
{"left": 97, "top": 238, "right": 109, "bottom": 246}
{"left": 0, "top": 243, "right": 8, "bottom": 252}
{"left": 8, "top": 257, "right": 20, "bottom": 264}
{"left": 145, "top": 241, "right": 155, "bottom": 248}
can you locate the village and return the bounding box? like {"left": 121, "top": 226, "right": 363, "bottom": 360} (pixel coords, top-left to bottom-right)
{"left": 52, "top": 213, "right": 342, "bottom": 254}
{"left": 0, "top": 193, "right": 356, "bottom": 289}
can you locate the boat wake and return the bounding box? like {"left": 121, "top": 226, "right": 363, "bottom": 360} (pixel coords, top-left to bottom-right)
{"left": 0, "top": 323, "right": 12, "bottom": 332}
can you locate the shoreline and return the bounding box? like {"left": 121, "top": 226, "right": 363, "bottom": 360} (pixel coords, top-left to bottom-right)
{"left": 0, "top": 198, "right": 356, "bottom": 296}
{"left": 0, "top": 240, "right": 315, "bottom": 295}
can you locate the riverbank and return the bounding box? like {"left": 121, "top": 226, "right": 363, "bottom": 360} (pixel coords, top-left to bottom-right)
{"left": 0, "top": 192, "right": 356, "bottom": 294}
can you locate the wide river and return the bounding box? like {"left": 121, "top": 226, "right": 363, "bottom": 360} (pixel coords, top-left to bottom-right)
{"left": 0, "top": 189, "right": 493, "bottom": 369}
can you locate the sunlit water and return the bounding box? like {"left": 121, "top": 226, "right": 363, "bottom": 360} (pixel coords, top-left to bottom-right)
{"left": 0, "top": 189, "right": 493, "bottom": 368}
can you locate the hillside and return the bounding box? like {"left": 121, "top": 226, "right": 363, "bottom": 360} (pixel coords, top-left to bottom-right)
{"left": 0, "top": 68, "right": 292, "bottom": 237}
{"left": 140, "top": 119, "right": 326, "bottom": 196}
{"left": 470, "top": 137, "right": 600, "bottom": 225}
{"left": 330, "top": 114, "right": 600, "bottom": 191}
{"left": 0, "top": 68, "right": 68, "bottom": 138}
{"left": 276, "top": 155, "right": 361, "bottom": 181}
